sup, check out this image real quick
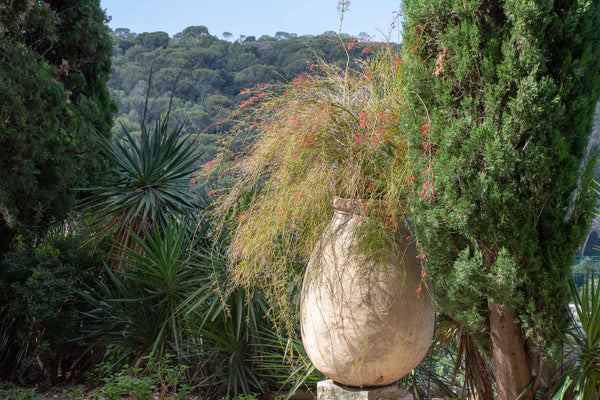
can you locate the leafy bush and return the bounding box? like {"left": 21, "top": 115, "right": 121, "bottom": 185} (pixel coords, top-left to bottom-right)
{"left": 90, "top": 353, "right": 195, "bottom": 400}
{"left": 0, "top": 0, "right": 114, "bottom": 252}
{"left": 0, "top": 383, "right": 45, "bottom": 400}
{"left": 0, "top": 225, "right": 108, "bottom": 383}
{"left": 96, "top": 365, "right": 156, "bottom": 400}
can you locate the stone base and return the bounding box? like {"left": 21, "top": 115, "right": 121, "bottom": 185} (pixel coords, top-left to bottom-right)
{"left": 317, "top": 380, "right": 414, "bottom": 400}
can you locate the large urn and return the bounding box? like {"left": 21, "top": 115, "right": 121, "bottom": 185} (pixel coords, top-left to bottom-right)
{"left": 300, "top": 198, "right": 435, "bottom": 387}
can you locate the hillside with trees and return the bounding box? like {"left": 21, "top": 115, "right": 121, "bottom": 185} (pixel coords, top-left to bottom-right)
{"left": 107, "top": 26, "right": 375, "bottom": 163}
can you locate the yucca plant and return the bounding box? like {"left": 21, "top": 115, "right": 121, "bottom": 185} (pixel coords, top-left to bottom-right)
{"left": 182, "top": 231, "right": 271, "bottom": 398}
{"left": 421, "top": 318, "right": 494, "bottom": 400}
{"left": 552, "top": 274, "right": 600, "bottom": 400}
{"left": 81, "top": 117, "right": 199, "bottom": 265}
{"left": 79, "top": 221, "right": 202, "bottom": 363}
{"left": 250, "top": 326, "right": 323, "bottom": 399}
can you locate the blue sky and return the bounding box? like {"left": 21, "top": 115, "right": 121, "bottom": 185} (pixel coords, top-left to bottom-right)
{"left": 100, "top": 0, "right": 402, "bottom": 41}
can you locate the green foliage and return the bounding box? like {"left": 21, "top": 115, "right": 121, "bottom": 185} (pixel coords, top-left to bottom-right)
{"left": 145, "top": 354, "right": 195, "bottom": 399}
{"left": 81, "top": 117, "right": 199, "bottom": 259}
{"left": 79, "top": 210, "right": 319, "bottom": 398}
{"left": 93, "top": 354, "right": 196, "bottom": 400}
{"left": 79, "top": 221, "right": 202, "bottom": 359}
{"left": 249, "top": 329, "right": 323, "bottom": 398}
{"left": 96, "top": 365, "right": 156, "bottom": 400}
{"left": 0, "top": 41, "right": 72, "bottom": 245}
{"left": 0, "top": 384, "right": 45, "bottom": 400}
{"left": 107, "top": 26, "right": 378, "bottom": 164}
{"left": 0, "top": 224, "right": 108, "bottom": 383}
{"left": 182, "top": 231, "right": 271, "bottom": 397}
{"left": 220, "top": 394, "right": 258, "bottom": 400}
{"left": 403, "top": 0, "right": 600, "bottom": 365}
{"left": 553, "top": 274, "right": 600, "bottom": 400}
{"left": 88, "top": 344, "right": 137, "bottom": 383}
{"left": 119, "top": 223, "right": 199, "bottom": 356}
{"left": 0, "top": 0, "right": 114, "bottom": 250}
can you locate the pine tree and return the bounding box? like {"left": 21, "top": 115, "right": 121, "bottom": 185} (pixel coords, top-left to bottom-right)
{"left": 402, "top": 1, "right": 600, "bottom": 398}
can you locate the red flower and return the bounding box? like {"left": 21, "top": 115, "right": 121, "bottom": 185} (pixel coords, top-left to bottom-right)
{"left": 203, "top": 158, "right": 218, "bottom": 170}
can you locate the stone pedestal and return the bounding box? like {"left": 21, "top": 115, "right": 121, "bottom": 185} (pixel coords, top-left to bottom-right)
{"left": 317, "top": 380, "right": 414, "bottom": 400}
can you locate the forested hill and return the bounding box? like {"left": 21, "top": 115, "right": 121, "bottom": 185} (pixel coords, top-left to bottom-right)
{"left": 108, "top": 26, "right": 374, "bottom": 163}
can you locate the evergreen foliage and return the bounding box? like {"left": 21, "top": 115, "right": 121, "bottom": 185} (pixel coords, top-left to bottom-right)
{"left": 0, "top": 0, "right": 115, "bottom": 250}
{"left": 556, "top": 274, "right": 600, "bottom": 399}
{"left": 106, "top": 27, "right": 377, "bottom": 164}
{"left": 402, "top": 0, "right": 600, "bottom": 396}
{"left": 0, "top": 227, "right": 108, "bottom": 383}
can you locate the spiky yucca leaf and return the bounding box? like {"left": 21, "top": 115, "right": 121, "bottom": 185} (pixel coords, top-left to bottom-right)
{"left": 79, "top": 221, "right": 202, "bottom": 361}
{"left": 81, "top": 117, "right": 198, "bottom": 262}
{"left": 553, "top": 274, "right": 600, "bottom": 400}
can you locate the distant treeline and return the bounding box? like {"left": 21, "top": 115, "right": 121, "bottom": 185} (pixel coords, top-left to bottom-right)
{"left": 108, "top": 26, "right": 381, "bottom": 163}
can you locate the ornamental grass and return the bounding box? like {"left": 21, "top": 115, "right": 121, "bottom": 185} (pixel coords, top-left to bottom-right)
{"left": 206, "top": 45, "right": 417, "bottom": 330}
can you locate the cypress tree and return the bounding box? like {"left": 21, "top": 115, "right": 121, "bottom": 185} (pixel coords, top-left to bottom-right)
{"left": 0, "top": 0, "right": 114, "bottom": 250}
{"left": 402, "top": 1, "right": 600, "bottom": 398}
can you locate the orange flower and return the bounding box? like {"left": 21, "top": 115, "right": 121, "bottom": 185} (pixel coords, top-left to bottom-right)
{"left": 203, "top": 158, "right": 218, "bottom": 170}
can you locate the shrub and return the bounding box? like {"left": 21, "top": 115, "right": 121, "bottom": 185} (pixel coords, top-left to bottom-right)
{"left": 0, "top": 224, "right": 108, "bottom": 383}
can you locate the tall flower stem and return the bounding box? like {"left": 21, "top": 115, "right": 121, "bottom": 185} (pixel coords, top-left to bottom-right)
{"left": 337, "top": 1, "right": 351, "bottom": 101}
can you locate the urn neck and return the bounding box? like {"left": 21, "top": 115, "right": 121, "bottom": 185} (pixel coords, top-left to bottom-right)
{"left": 332, "top": 197, "right": 365, "bottom": 215}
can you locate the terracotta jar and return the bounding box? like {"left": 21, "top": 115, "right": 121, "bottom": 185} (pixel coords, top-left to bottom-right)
{"left": 300, "top": 197, "right": 435, "bottom": 387}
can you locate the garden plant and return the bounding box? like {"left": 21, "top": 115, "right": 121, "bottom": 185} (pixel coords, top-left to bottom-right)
{"left": 2, "top": 0, "right": 600, "bottom": 398}
{"left": 207, "top": 43, "right": 420, "bottom": 330}
{"left": 402, "top": 0, "right": 600, "bottom": 398}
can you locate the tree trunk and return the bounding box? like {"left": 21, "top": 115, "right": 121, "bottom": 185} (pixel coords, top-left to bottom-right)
{"left": 489, "top": 301, "right": 533, "bottom": 400}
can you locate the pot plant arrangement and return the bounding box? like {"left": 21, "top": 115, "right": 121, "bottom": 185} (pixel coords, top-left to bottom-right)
{"left": 207, "top": 45, "right": 435, "bottom": 388}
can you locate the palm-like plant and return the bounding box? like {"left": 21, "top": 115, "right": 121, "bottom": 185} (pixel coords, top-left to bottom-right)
{"left": 182, "top": 234, "right": 270, "bottom": 397}
{"left": 82, "top": 117, "right": 198, "bottom": 265}
{"left": 553, "top": 274, "right": 600, "bottom": 400}
{"left": 251, "top": 327, "right": 323, "bottom": 399}
{"left": 122, "top": 222, "right": 199, "bottom": 357}
{"left": 79, "top": 221, "right": 201, "bottom": 362}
